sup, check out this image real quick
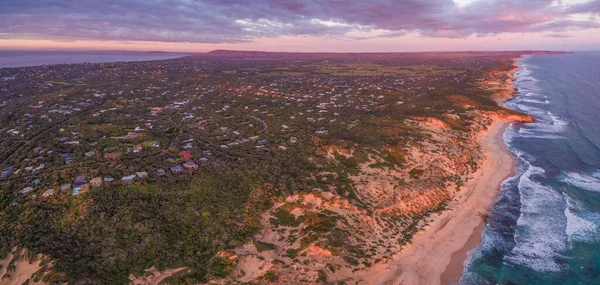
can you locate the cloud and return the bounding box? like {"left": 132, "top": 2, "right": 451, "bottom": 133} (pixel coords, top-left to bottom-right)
{"left": 545, "top": 33, "right": 574, "bottom": 38}
{"left": 566, "top": 0, "right": 600, "bottom": 14}
{"left": 0, "top": 0, "right": 599, "bottom": 44}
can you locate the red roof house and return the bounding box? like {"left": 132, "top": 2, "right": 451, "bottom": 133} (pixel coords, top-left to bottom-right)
{"left": 179, "top": 151, "right": 192, "bottom": 161}
{"left": 104, "top": 152, "right": 121, "bottom": 159}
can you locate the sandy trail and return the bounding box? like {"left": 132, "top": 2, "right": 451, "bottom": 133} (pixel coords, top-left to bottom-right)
{"left": 331, "top": 118, "right": 516, "bottom": 285}
{"left": 0, "top": 249, "right": 44, "bottom": 285}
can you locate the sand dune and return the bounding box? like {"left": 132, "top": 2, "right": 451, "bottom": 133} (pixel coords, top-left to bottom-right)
{"left": 330, "top": 118, "right": 516, "bottom": 285}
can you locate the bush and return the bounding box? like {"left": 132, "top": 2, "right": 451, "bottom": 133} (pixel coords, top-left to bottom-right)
{"left": 259, "top": 271, "right": 279, "bottom": 282}
{"left": 254, "top": 241, "right": 276, "bottom": 252}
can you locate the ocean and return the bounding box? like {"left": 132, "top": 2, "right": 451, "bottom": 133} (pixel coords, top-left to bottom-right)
{"left": 461, "top": 52, "right": 600, "bottom": 284}
{"left": 0, "top": 50, "right": 187, "bottom": 68}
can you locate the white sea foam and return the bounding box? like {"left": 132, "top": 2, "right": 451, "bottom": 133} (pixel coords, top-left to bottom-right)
{"left": 515, "top": 104, "right": 545, "bottom": 116}
{"left": 517, "top": 128, "right": 564, "bottom": 140}
{"left": 517, "top": 122, "right": 566, "bottom": 139}
{"left": 519, "top": 97, "right": 547, "bottom": 104}
{"left": 565, "top": 206, "right": 598, "bottom": 243}
{"left": 509, "top": 105, "right": 569, "bottom": 140}
{"left": 523, "top": 91, "right": 545, "bottom": 98}
{"left": 504, "top": 123, "right": 518, "bottom": 144}
{"left": 561, "top": 172, "right": 600, "bottom": 192}
{"left": 547, "top": 111, "right": 571, "bottom": 127}
{"left": 506, "top": 163, "right": 568, "bottom": 272}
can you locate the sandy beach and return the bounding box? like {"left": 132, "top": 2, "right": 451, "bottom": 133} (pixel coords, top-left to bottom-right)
{"left": 334, "top": 118, "right": 516, "bottom": 285}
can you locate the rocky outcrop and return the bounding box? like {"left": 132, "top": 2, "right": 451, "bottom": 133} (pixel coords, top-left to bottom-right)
{"left": 498, "top": 109, "right": 536, "bottom": 123}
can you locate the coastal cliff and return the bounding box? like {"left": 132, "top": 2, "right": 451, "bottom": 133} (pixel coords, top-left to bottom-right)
{"left": 211, "top": 58, "right": 531, "bottom": 284}
{"left": 0, "top": 52, "right": 549, "bottom": 284}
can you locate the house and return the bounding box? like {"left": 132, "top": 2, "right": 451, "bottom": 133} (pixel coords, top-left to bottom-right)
{"left": 73, "top": 176, "right": 87, "bottom": 187}
{"left": 42, "top": 189, "right": 54, "bottom": 197}
{"left": 63, "top": 153, "right": 74, "bottom": 164}
{"left": 122, "top": 175, "right": 136, "bottom": 184}
{"left": 127, "top": 132, "right": 141, "bottom": 139}
{"left": 170, "top": 165, "right": 184, "bottom": 174}
{"left": 104, "top": 152, "right": 121, "bottom": 159}
{"left": 183, "top": 161, "right": 198, "bottom": 170}
{"left": 103, "top": 177, "right": 114, "bottom": 185}
{"left": 73, "top": 176, "right": 89, "bottom": 195}
{"left": 1, "top": 166, "right": 15, "bottom": 179}
{"left": 152, "top": 141, "right": 160, "bottom": 148}
{"left": 34, "top": 164, "right": 45, "bottom": 172}
{"left": 90, "top": 177, "right": 102, "bottom": 187}
{"left": 199, "top": 157, "right": 209, "bottom": 163}
{"left": 156, "top": 168, "right": 166, "bottom": 176}
{"left": 60, "top": 184, "right": 71, "bottom": 192}
{"left": 84, "top": 151, "right": 96, "bottom": 157}
{"left": 19, "top": 187, "right": 34, "bottom": 195}
{"left": 136, "top": 171, "right": 149, "bottom": 179}
{"left": 133, "top": 144, "right": 143, "bottom": 153}
{"left": 290, "top": 136, "right": 298, "bottom": 143}
{"left": 179, "top": 151, "right": 192, "bottom": 161}
{"left": 72, "top": 184, "right": 89, "bottom": 195}
{"left": 258, "top": 139, "right": 269, "bottom": 145}
{"left": 73, "top": 184, "right": 90, "bottom": 195}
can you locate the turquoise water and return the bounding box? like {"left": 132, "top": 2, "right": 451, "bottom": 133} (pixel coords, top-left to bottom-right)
{"left": 0, "top": 50, "right": 186, "bottom": 68}
{"left": 461, "top": 52, "right": 600, "bottom": 285}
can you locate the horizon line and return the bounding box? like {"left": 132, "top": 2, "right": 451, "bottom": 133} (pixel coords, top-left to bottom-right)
{"left": 0, "top": 48, "right": 585, "bottom": 54}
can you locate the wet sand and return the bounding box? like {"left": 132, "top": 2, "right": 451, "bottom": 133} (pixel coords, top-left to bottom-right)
{"left": 440, "top": 121, "right": 516, "bottom": 284}
{"left": 332, "top": 118, "right": 516, "bottom": 285}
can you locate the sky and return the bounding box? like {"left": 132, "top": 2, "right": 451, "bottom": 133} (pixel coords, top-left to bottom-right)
{"left": 0, "top": 0, "right": 599, "bottom": 52}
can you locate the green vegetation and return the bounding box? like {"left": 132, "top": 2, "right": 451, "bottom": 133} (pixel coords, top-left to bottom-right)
{"left": 270, "top": 208, "right": 303, "bottom": 228}
{"left": 254, "top": 241, "right": 276, "bottom": 252}
{"left": 258, "top": 271, "right": 279, "bottom": 282}
{"left": 409, "top": 168, "right": 425, "bottom": 179}
{"left": 312, "top": 62, "right": 465, "bottom": 77}
{"left": 317, "top": 269, "right": 328, "bottom": 283}
{"left": 1, "top": 169, "right": 270, "bottom": 283}
{"left": 0, "top": 51, "right": 530, "bottom": 283}
{"left": 284, "top": 248, "right": 300, "bottom": 259}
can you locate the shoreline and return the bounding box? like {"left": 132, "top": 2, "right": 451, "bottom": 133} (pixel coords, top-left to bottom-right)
{"left": 329, "top": 57, "right": 525, "bottom": 285}
{"left": 438, "top": 56, "right": 526, "bottom": 284}
{"left": 330, "top": 118, "right": 517, "bottom": 285}
{"left": 440, "top": 120, "right": 516, "bottom": 284}
{"left": 398, "top": 118, "right": 517, "bottom": 285}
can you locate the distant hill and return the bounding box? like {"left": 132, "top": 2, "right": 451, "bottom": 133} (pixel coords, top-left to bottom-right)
{"left": 203, "top": 49, "right": 570, "bottom": 59}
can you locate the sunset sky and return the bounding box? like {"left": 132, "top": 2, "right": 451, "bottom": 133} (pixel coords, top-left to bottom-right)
{"left": 1, "top": 0, "right": 600, "bottom": 52}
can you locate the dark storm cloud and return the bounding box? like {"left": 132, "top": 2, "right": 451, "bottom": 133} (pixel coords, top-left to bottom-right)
{"left": 0, "top": 0, "right": 598, "bottom": 43}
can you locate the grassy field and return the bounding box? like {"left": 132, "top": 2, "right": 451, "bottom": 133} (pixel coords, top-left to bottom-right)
{"left": 311, "top": 62, "right": 465, "bottom": 76}
{"left": 223, "top": 62, "right": 465, "bottom": 77}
